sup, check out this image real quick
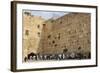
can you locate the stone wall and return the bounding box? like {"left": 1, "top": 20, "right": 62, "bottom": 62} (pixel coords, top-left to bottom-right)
{"left": 40, "top": 13, "right": 91, "bottom": 54}
{"left": 23, "top": 12, "right": 91, "bottom": 61}
{"left": 22, "top": 11, "right": 45, "bottom": 61}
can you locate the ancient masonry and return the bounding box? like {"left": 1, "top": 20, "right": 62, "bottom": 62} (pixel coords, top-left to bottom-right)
{"left": 23, "top": 12, "right": 91, "bottom": 61}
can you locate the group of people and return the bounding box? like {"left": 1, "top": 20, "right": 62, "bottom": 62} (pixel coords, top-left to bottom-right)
{"left": 24, "top": 50, "right": 91, "bottom": 62}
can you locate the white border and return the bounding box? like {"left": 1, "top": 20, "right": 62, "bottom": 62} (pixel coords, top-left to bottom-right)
{"left": 17, "top": 3, "right": 96, "bottom": 69}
